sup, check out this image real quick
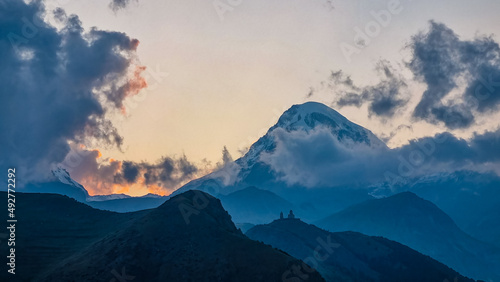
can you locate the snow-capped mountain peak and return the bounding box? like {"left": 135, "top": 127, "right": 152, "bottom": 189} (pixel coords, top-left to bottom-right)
{"left": 237, "top": 102, "right": 386, "bottom": 168}
{"left": 174, "top": 102, "right": 387, "bottom": 196}
{"left": 275, "top": 101, "right": 350, "bottom": 130}
{"left": 273, "top": 102, "right": 386, "bottom": 147}
{"left": 51, "top": 166, "right": 89, "bottom": 196}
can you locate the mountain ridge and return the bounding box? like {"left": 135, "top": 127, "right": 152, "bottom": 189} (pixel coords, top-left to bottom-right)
{"left": 246, "top": 218, "right": 473, "bottom": 282}
{"left": 37, "top": 190, "right": 326, "bottom": 281}
{"left": 316, "top": 191, "right": 500, "bottom": 281}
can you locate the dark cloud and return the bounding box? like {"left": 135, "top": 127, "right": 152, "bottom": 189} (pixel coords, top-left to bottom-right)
{"left": 137, "top": 155, "right": 199, "bottom": 189}
{"left": 57, "top": 146, "right": 237, "bottom": 195}
{"left": 120, "top": 161, "right": 140, "bottom": 183}
{"left": 0, "top": 1, "right": 146, "bottom": 183}
{"left": 469, "top": 129, "right": 500, "bottom": 163}
{"left": 109, "top": 0, "right": 136, "bottom": 12}
{"left": 327, "top": 61, "right": 409, "bottom": 118}
{"left": 320, "top": 21, "right": 500, "bottom": 129}
{"left": 408, "top": 21, "right": 500, "bottom": 129}
{"left": 58, "top": 146, "right": 199, "bottom": 195}
{"left": 260, "top": 126, "right": 500, "bottom": 188}
{"left": 57, "top": 145, "right": 123, "bottom": 195}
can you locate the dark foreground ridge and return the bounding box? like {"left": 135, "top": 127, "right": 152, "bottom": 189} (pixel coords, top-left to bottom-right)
{"left": 0, "top": 191, "right": 324, "bottom": 281}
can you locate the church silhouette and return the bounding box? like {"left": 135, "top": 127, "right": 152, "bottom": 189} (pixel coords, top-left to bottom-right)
{"left": 279, "top": 210, "right": 298, "bottom": 220}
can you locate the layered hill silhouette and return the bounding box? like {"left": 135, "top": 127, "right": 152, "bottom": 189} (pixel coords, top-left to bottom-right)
{"left": 11, "top": 102, "right": 500, "bottom": 281}
{"left": 246, "top": 218, "right": 472, "bottom": 282}
{"left": 219, "top": 186, "right": 296, "bottom": 224}
{"left": 87, "top": 195, "right": 167, "bottom": 213}
{"left": 0, "top": 191, "right": 147, "bottom": 281}
{"left": 404, "top": 170, "right": 500, "bottom": 248}
{"left": 316, "top": 191, "right": 500, "bottom": 281}
{"left": 0, "top": 191, "right": 324, "bottom": 282}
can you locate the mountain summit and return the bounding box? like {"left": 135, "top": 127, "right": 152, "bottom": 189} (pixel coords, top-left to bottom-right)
{"left": 238, "top": 102, "right": 386, "bottom": 169}
{"left": 173, "top": 102, "right": 385, "bottom": 197}
{"left": 268, "top": 102, "right": 385, "bottom": 146}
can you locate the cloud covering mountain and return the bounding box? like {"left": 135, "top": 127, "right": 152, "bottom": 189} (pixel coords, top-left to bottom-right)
{"left": 244, "top": 102, "right": 500, "bottom": 189}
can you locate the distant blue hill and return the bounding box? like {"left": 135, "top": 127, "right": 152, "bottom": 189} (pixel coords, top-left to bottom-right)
{"left": 219, "top": 186, "right": 295, "bottom": 224}
{"left": 316, "top": 191, "right": 500, "bottom": 281}
{"left": 246, "top": 217, "right": 472, "bottom": 282}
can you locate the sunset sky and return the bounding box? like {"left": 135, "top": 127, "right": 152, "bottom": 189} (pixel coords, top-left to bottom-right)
{"left": 4, "top": 0, "right": 500, "bottom": 196}
{"left": 48, "top": 0, "right": 500, "bottom": 163}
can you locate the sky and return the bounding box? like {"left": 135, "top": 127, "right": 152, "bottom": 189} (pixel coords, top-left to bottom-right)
{"left": 2, "top": 0, "right": 500, "bottom": 196}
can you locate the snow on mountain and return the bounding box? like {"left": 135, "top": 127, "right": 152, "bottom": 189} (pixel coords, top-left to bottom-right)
{"left": 273, "top": 101, "right": 384, "bottom": 144}
{"left": 173, "top": 102, "right": 386, "bottom": 196}
{"left": 51, "top": 166, "right": 89, "bottom": 198}
{"left": 139, "top": 193, "right": 166, "bottom": 199}
{"left": 86, "top": 194, "right": 131, "bottom": 202}
{"left": 237, "top": 101, "right": 386, "bottom": 169}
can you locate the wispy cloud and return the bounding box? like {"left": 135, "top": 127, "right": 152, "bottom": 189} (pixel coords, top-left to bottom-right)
{"left": 331, "top": 60, "right": 409, "bottom": 118}
{"left": 109, "top": 0, "right": 137, "bottom": 12}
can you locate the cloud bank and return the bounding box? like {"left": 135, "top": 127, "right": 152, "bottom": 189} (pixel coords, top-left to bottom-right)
{"left": 0, "top": 1, "right": 146, "bottom": 183}
{"left": 58, "top": 145, "right": 234, "bottom": 195}
{"left": 260, "top": 126, "right": 500, "bottom": 188}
